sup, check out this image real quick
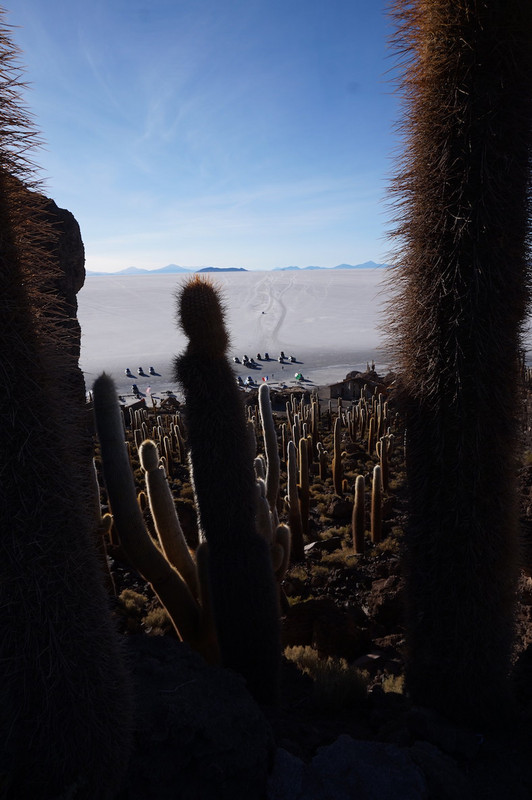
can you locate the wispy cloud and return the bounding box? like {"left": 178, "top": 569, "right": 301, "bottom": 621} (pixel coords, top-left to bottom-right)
{"left": 11, "top": 0, "right": 397, "bottom": 273}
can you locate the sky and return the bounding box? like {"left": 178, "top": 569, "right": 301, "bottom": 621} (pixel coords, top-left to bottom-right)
{"left": 6, "top": 0, "right": 401, "bottom": 272}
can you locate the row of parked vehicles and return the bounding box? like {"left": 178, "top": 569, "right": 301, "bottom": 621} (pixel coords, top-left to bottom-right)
{"left": 126, "top": 353, "right": 301, "bottom": 396}
{"left": 125, "top": 366, "right": 157, "bottom": 377}
{"left": 233, "top": 351, "right": 296, "bottom": 365}
{"left": 126, "top": 366, "right": 157, "bottom": 396}
{"left": 237, "top": 376, "right": 289, "bottom": 387}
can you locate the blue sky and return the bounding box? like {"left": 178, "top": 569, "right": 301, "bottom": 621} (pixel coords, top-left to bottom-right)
{"left": 8, "top": 0, "right": 400, "bottom": 272}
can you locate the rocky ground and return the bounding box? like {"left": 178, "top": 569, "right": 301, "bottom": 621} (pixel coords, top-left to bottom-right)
{"left": 94, "top": 374, "right": 532, "bottom": 799}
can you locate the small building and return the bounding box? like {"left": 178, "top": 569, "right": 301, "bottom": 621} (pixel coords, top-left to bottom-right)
{"left": 327, "top": 376, "right": 367, "bottom": 401}
{"left": 121, "top": 397, "right": 146, "bottom": 426}
{"left": 327, "top": 369, "right": 392, "bottom": 401}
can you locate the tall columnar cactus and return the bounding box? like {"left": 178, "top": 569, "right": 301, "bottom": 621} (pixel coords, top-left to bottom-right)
{"left": 255, "top": 479, "right": 291, "bottom": 604}
{"left": 298, "top": 436, "right": 311, "bottom": 539}
{"left": 286, "top": 438, "right": 305, "bottom": 562}
{"left": 366, "top": 415, "right": 376, "bottom": 455}
{"left": 273, "top": 523, "right": 291, "bottom": 584}
{"left": 332, "top": 415, "right": 343, "bottom": 496}
{"left": 317, "top": 441, "right": 328, "bottom": 482}
{"left": 377, "top": 436, "right": 390, "bottom": 494}
{"left": 352, "top": 475, "right": 366, "bottom": 554}
{"left": 310, "top": 399, "right": 320, "bottom": 451}
{"left": 389, "top": 0, "right": 532, "bottom": 723}
{"left": 0, "top": 21, "right": 133, "bottom": 797}
{"left": 139, "top": 439, "right": 199, "bottom": 599}
{"left": 258, "top": 382, "right": 281, "bottom": 511}
{"left": 370, "top": 464, "right": 382, "bottom": 545}
{"left": 174, "top": 276, "right": 280, "bottom": 705}
{"left": 255, "top": 477, "right": 274, "bottom": 542}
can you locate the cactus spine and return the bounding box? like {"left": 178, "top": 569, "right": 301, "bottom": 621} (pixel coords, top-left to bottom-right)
{"left": 389, "top": 0, "right": 532, "bottom": 722}
{"left": 174, "top": 276, "right": 280, "bottom": 704}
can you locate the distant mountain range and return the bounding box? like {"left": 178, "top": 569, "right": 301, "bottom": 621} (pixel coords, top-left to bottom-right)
{"left": 86, "top": 263, "right": 191, "bottom": 277}
{"left": 273, "top": 261, "right": 387, "bottom": 272}
{"left": 86, "top": 260, "right": 388, "bottom": 277}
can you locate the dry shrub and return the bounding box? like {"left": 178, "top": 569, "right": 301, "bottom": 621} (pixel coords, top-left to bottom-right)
{"left": 284, "top": 645, "right": 368, "bottom": 712}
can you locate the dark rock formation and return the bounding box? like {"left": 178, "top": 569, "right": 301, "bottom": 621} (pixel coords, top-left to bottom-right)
{"left": 41, "top": 196, "right": 85, "bottom": 361}
{"left": 122, "top": 635, "right": 274, "bottom": 800}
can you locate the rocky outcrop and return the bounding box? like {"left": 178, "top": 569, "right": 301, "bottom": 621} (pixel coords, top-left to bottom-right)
{"left": 123, "top": 635, "right": 275, "bottom": 800}
{"left": 41, "top": 196, "right": 85, "bottom": 361}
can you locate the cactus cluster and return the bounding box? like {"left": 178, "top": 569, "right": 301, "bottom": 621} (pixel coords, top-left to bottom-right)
{"left": 244, "top": 377, "right": 398, "bottom": 561}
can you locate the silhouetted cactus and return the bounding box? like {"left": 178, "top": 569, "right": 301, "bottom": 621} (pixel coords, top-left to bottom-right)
{"left": 0, "top": 20, "right": 132, "bottom": 796}
{"left": 388, "top": 0, "right": 532, "bottom": 723}
{"left": 174, "top": 276, "right": 280, "bottom": 704}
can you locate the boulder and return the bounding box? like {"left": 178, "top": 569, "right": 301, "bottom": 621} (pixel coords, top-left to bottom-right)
{"left": 366, "top": 576, "right": 404, "bottom": 627}
{"left": 268, "top": 735, "right": 426, "bottom": 800}
{"left": 123, "top": 634, "right": 274, "bottom": 800}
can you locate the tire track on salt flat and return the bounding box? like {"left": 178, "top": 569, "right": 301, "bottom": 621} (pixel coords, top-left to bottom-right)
{"left": 252, "top": 274, "right": 295, "bottom": 348}
{"left": 269, "top": 274, "right": 294, "bottom": 346}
